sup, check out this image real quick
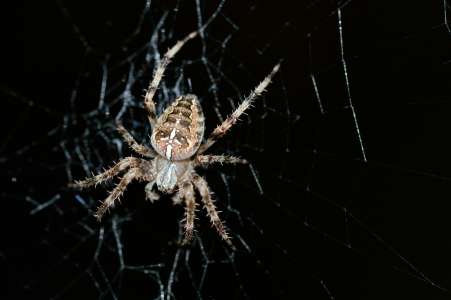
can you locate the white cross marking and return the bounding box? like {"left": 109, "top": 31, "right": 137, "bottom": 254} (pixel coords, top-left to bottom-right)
{"left": 169, "top": 128, "right": 176, "bottom": 139}
{"left": 165, "top": 144, "right": 173, "bottom": 160}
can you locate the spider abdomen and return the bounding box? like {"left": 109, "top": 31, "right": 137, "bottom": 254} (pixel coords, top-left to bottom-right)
{"left": 151, "top": 94, "right": 205, "bottom": 161}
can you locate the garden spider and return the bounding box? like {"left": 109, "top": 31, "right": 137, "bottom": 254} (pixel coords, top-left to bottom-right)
{"left": 70, "top": 29, "right": 280, "bottom": 246}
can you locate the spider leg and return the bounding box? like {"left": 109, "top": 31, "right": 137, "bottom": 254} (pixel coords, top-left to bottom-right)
{"left": 192, "top": 174, "right": 232, "bottom": 246}
{"left": 144, "top": 30, "right": 200, "bottom": 127}
{"left": 197, "top": 63, "right": 280, "bottom": 154}
{"left": 195, "top": 155, "right": 248, "bottom": 167}
{"left": 69, "top": 157, "right": 141, "bottom": 189}
{"left": 95, "top": 167, "right": 144, "bottom": 220}
{"left": 117, "top": 123, "right": 156, "bottom": 158}
{"left": 180, "top": 182, "right": 197, "bottom": 244}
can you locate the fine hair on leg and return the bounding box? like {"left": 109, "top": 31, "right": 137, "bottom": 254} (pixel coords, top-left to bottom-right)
{"left": 181, "top": 182, "right": 197, "bottom": 244}
{"left": 192, "top": 174, "right": 232, "bottom": 246}
{"left": 195, "top": 155, "right": 248, "bottom": 167}
{"left": 198, "top": 63, "right": 280, "bottom": 154}
{"left": 116, "top": 123, "right": 156, "bottom": 158}
{"left": 69, "top": 157, "right": 142, "bottom": 189}
{"left": 143, "top": 30, "right": 200, "bottom": 127}
{"left": 95, "top": 167, "right": 144, "bottom": 220}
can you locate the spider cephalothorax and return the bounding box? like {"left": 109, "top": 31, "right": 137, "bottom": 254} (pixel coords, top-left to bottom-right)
{"left": 70, "top": 29, "right": 280, "bottom": 246}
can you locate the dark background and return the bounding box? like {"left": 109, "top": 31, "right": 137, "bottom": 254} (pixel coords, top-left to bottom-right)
{"left": 2, "top": 0, "right": 451, "bottom": 299}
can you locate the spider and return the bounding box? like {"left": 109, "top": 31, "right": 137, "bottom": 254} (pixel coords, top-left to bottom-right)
{"left": 70, "top": 29, "right": 280, "bottom": 246}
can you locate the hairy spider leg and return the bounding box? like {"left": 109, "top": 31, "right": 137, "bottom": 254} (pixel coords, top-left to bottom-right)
{"left": 195, "top": 154, "right": 248, "bottom": 166}
{"left": 70, "top": 157, "right": 143, "bottom": 189}
{"left": 197, "top": 63, "right": 280, "bottom": 154}
{"left": 117, "top": 123, "right": 156, "bottom": 158}
{"left": 95, "top": 167, "right": 146, "bottom": 220}
{"left": 181, "top": 182, "right": 197, "bottom": 244}
{"left": 144, "top": 30, "right": 200, "bottom": 127}
{"left": 193, "top": 174, "right": 232, "bottom": 246}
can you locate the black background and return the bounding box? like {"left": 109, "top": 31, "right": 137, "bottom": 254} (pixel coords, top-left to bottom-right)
{"left": 3, "top": 0, "right": 451, "bottom": 299}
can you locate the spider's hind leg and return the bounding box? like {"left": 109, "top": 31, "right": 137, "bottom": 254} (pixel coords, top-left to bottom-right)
{"left": 143, "top": 30, "right": 200, "bottom": 127}
{"left": 197, "top": 63, "right": 280, "bottom": 154}
{"left": 117, "top": 123, "right": 156, "bottom": 158}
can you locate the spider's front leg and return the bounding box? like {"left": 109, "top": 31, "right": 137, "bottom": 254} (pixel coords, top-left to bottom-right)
{"left": 192, "top": 174, "right": 232, "bottom": 246}
{"left": 144, "top": 30, "right": 200, "bottom": 127}
{"left": 178, "top": 182, "right": 197, "bottom": 244}
{"left": 195, "top": 155, "right": 248, "bottom": 167}
{"left": 197, "top": 63, "right": 280, "bottom": 154}
{"left": 95, "top": 167, "right": 146, "bottom": 220}
{"left": 69, "top": 157, "right": 141, "bottom": 189}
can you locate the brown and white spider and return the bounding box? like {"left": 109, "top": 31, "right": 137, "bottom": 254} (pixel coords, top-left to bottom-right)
{"left": 70, "top": 29, "right": 280, "bottom": 246}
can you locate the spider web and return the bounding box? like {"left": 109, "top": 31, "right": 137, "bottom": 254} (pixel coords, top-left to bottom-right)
{"left": 3, "top": 0, "right": 451, "bottom": 299}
